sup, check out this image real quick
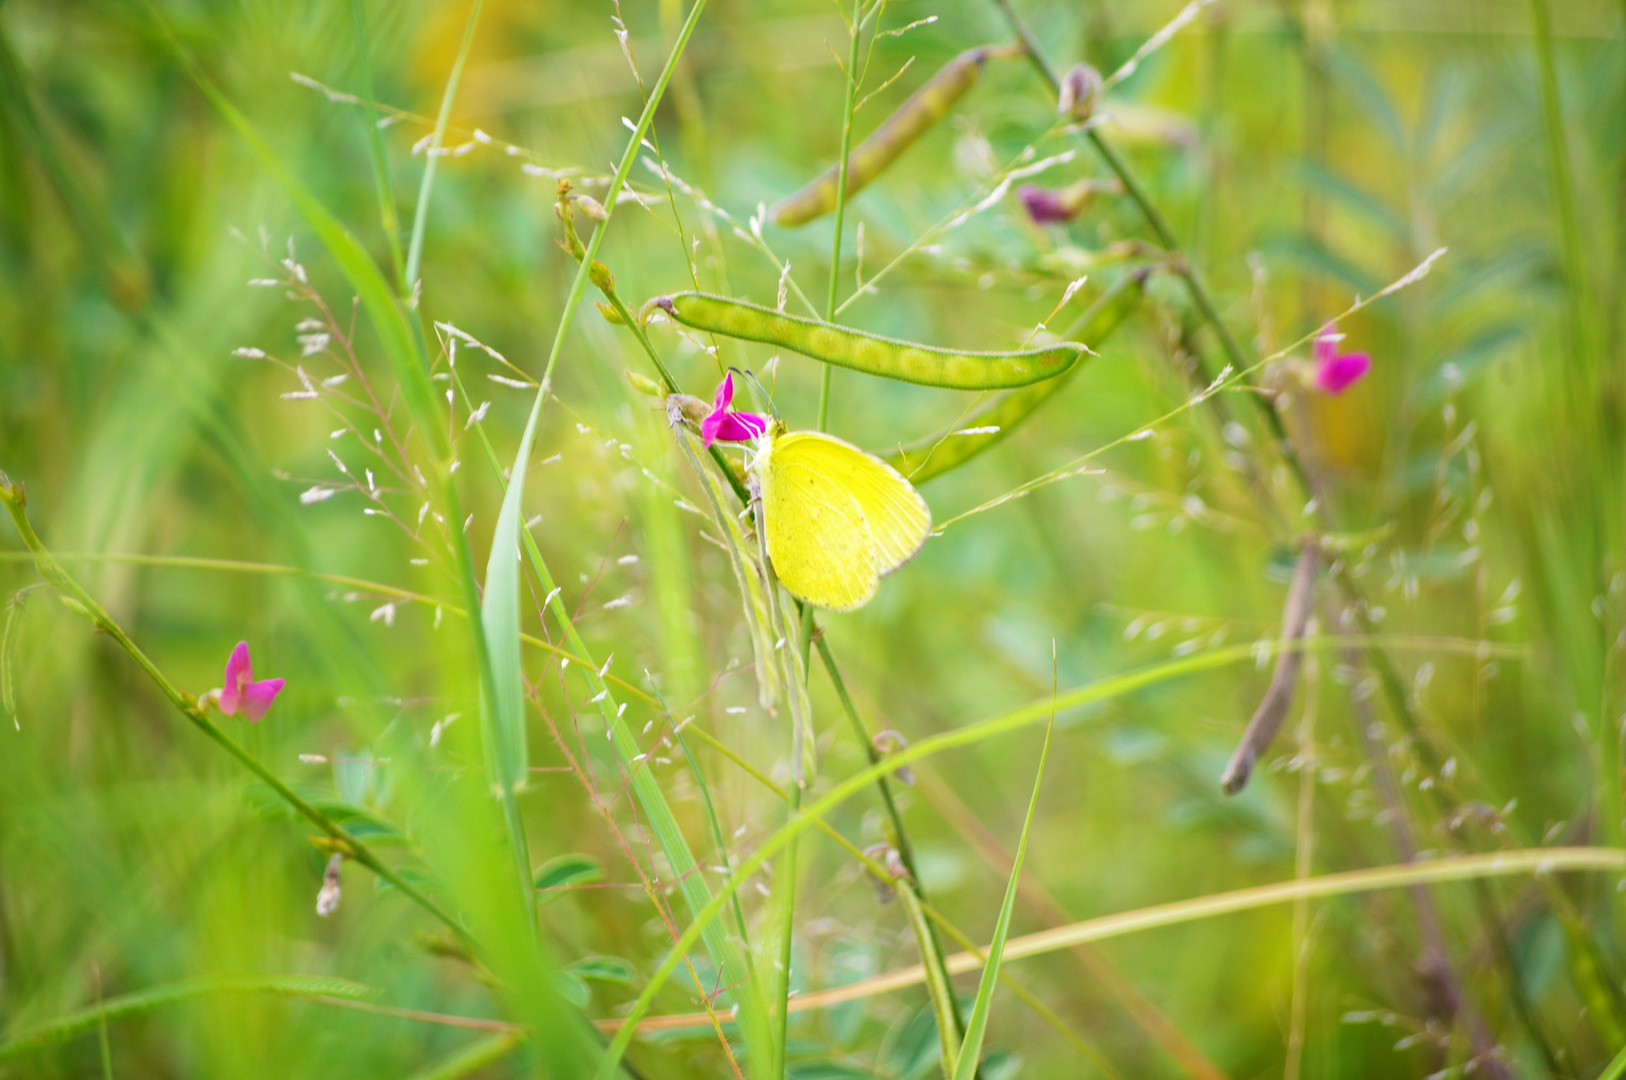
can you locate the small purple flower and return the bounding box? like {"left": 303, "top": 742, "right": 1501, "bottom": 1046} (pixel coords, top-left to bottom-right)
{"left": 217, "top": 641, "right": 285, "bottom": 722}
{"left": 700, "top": 373, "right": 769, "bottom": 447}
{"left": 1312, "top": 326, "right": 1371, "bottom": 395}
{"left": 1018, "top": 185, "right": 1075, "bottom": 225}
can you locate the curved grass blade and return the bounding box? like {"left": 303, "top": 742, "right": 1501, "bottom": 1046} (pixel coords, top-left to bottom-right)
{"left": 404, "top": 0, "right": 486, "bottom": 289}
{"left": 656, "top": 293, "right": 1087, "bottom": 389}
{"left": 951, "top": 667, "right": 1057, "bottom": 1080}
{"left": 0, "top": 975, "right": 378, "bottom": 1061}
{"left": 405, "top": 1033, "right": 527, "bottom": 1080}
{"left": 897, "top": 883, "right": 963, "bottom": 1080}
{"left": 770, "top": 44, "right": 1024, "bottom": 227}
{"left": 886, "top": 275, "right": 1143, "bottom": 483}
{"left": 628, "top": 846, "right": 1626, "bottom": 1032}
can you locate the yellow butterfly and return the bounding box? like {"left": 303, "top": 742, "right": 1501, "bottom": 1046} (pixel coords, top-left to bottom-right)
{"left": 696, "top": 372, "right": 931, "bottom": 611}
{"left": 749, "top": 421, "right": 931, "bottom": 612}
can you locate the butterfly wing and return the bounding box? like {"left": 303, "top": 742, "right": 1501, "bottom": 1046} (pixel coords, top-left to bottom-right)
{"left": 757, "top": 432, "right": 931, "bottom": 611}
{"left": 755, "top": 435, "right": 878, "bottom": 612}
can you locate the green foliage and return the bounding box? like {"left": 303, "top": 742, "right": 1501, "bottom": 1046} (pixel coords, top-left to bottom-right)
{"left": 2, "top": 0, "right": 1624, "bottom": 1078}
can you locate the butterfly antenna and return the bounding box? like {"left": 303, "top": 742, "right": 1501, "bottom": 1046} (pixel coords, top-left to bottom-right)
{"left": 734, "top": 367, "right": 782, "bottom": 422}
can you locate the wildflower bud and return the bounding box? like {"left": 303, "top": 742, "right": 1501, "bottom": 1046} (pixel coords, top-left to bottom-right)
{"left": 871, "top": 729, "right": 915, "bottom": 785}
{"left": 665, "top": 393, "right": 711, "bottom": 428}
{"left": 625, "top": 370, "right": 663, "bottom": 398}
{"left": 861, "top": 842, "right": 911, "bottom": 905}
{"left": 1018, "top": 179, "right": 1111, "bottom": 226}
{"left": 574, "top": 195, "right": 608, "bottom": 222}
{"left": 316, "top": 853, "right": 343, "bottom": 917}
{"left": 588, "top": 260, "right": 615, "bottom": 292}
{"left": 597, "top": 300, "right": 627, "bottom": 326}
{"left": 1057, "top": 64, "right": 1102, "bottom": 121}
{"left": 1307, "top": 325, "right": 1372, "bottom": 395}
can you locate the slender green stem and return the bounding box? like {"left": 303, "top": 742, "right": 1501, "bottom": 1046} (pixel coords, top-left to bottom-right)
{"left": 818, "top": 0, "right": 865, "bottom": 428}
{"left": 403, "top": 0, "right": 485, "bottom": 292}
{"left": 349, "top": 0, "right": 406, "bottom": 288}
{"left": 0, "top": 480, "right": 469, "bottom": 945}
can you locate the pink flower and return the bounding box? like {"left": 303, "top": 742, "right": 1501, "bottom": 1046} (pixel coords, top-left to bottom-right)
{"left": 1313, "top": 326, "right": 1371, "bottom": 395}
{"left": 1018, "top": 185, "right": 1076, "bottom": 225}
{"left": 700, "top": 373, "right": 769, "bottom": 447}
{"left": 217, "top": 641, "right": 285, "bottom": 722}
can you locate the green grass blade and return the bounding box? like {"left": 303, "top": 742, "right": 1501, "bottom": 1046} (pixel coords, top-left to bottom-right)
{"left": 348, "top": 0, "right": 406, "bottom": 287}
{"left": 144, "top": 6, "right": 444, "bottom": 462}
{"left": 897, "top": 883, "right": 962, "bottom": 1080}
{"left": 0, "top": 976, "right": 378, "bottom": 1061}
{"left": 403, "top": 0, "right": 485, "bottom": 290}
{"left": 951, "top": 686, "right": 1057, "bottom": 1080}
{"left": 405, "top": 1033, "right": 526, "bottom": 1080}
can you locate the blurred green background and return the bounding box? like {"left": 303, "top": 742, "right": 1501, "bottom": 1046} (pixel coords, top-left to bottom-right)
{"left": 3, "top": 0, "right": 1625, "bottom": 1077}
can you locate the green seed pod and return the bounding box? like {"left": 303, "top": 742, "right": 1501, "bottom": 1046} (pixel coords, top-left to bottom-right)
{"left": 624, "top": 369, "right": 663, "bottom": 397}
{"left": 770, "top": 44, "right": 1024, "bottom": 228}
{"left": 655, "top": 292, "right": 1085, "bottom": 390}
{"left": 884, "top": 273, "right": 1144, "bottom": 482}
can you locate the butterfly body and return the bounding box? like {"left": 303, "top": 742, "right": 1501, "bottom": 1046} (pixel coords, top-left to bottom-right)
{"left": 749, "top": 424, "right": 931, "bottom": 612}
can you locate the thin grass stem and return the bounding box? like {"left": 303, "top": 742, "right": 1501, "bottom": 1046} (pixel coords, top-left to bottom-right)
{"left": 403, "top": 0, "right": 485, "bottom": 292}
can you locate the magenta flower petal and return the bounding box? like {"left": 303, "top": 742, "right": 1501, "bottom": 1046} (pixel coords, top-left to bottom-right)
{"left": 239, "top": 677, "right": 286, "bottom": 722}
{"left": 220, "top": 640, "right": 252, "bottom": 715}
{"left": 712, "top": 372, "right": 736, "bottom": 412}
{"left": 700, "top": 375, "right": 769, "bottom": 446}
{"left": 1313, "top": 329, "right": 1338, "bottom": 367}
{"left": 1316, "top": 352, "right": 1371, "bottom": 394}
{"left": 217, "top": 641, "right": 284, "bottom": 720}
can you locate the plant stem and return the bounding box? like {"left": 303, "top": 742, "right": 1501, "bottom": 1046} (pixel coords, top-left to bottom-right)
{"left": 0, "top": 479, "right": 469, "bottom": 945}
{"left": 1334, "top": 624, "right": 1510, "bottom": 1080}
{"left": 349, "top": 0, "right": 406, "bottom": 289}
{"left": 403, "top": 0, "right": 485, "bottom": 292}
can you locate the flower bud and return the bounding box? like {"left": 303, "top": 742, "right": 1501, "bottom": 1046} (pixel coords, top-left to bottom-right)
{"left": 316, "top": 853, "right": 343, "bottom": 917}
{"left": 871, "top": 729, "right": 915, "bottom": 785}
{"left": 665, "top": 393, "right": 711, "bottom": 428}
{"left": 1018, "top": 179, "right": 1102, "bottom": 226}
{"left": 1057, "top": 64, "right": 1102, "bottom": 121}
{"left": 625, "top": 370, "right": 663, "bottom": 398}
{"left": 574, "top": 195, "right": 609, "bottom": 222}
{"left": 861, "top": 842, "right": 911, "bottom": 904}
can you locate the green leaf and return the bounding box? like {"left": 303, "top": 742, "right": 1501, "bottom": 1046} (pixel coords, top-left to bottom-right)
{"left": 555, "top": 972, "right": 590, "bottom": 1008}
{"left": 534, "top": 853, "right": 606, "bottom": 898}
{"left": 566, "top": 956, "right": 635, "bottom": 985}
{"left": 950, "top": 708, "right": 1056, "bottom": 1080}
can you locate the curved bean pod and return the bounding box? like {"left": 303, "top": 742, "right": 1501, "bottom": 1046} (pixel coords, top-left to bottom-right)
{"left": 654, "top": 291, "right": 1087, "bottom": 390}
{"left": 884, "top": 273, "right": 1144, "bottom": 482}
{"left": 770, "top": 44, "right": 1025, "bottom": 227}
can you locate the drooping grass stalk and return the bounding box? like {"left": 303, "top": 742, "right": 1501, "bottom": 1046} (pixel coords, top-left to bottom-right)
{"left": 1332, "top": 624, "right": 1510, "bottom": 1080}
{"left": 0, "top": 975, "right": 380, "bottom": 1062}
{"left": 402, "top": 0, "right": 485, "bottom": 292}
{"left": 1283, "top": 657, "right": 1316, "bottom": 1080}
{"left": 348, "top": 0, "right": 405, "bottom": 288}
{"left": 0, "top": 479, "right": 471, "bottom": 947}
